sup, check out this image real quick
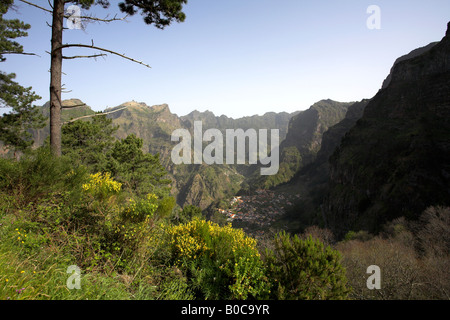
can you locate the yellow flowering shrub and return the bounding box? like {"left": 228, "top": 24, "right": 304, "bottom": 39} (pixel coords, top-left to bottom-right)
{"left": 167, "top": 219, "right": 259, "bottom": 261}
{"left": 121, "top": 194, "right": 158, "bottom": 223}
{"left": 106, "top": 193, "right": 161, "bottom": 271}
{"left": 82, "top": 172, "right": 122, "bottom": 199}
{"left": 164, "top": 218, "right": 270, "bottom": 299}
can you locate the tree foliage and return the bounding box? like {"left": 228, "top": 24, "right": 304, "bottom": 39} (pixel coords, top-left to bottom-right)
{"left": 0, "top": 0, "right": 45, "bottom": 152}
{"left": 108, "top": 134, "right": 171, "bottom": 197}
{"left": 118, "top": 0, "right": 187, "bottom": 28}
{"left": 0, "top": 0, "right": 30, "bottom": 61}
{"left": 62, "top": 116, "right": 118, "bottom": 171}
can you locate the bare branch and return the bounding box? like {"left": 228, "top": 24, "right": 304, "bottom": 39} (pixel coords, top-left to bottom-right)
{"left": 61, "top": 103, "right": 87, "bottom": 109}
{"left": 78, "top": 13, "right": 128, "bottom": 23}
{"left": 63, "top": 106, "right": 129, "bottom": 124}
{"left": 19, "top": 0, "right": 52, "bottom": 14}
{"left": 55, "top": 43, "right": 152, "bottom": 68}
{"left": 46, "top": 49, "right": 105, "bottom": 60}
{"left": 62, "top": 53, "right": 107, "bottom": 59}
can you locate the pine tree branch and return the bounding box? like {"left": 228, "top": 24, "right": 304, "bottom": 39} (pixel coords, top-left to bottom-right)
{"left": 54, "top": 43, "right": 151, "bottom": 68}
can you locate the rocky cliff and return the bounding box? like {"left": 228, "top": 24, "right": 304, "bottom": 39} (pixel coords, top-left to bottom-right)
{"left": 324, "top": 22, "right": 450, "bottom": 238}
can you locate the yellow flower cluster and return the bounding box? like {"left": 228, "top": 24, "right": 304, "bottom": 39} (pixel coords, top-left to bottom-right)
{"left": 116, "top": 223, "right": 146, "bottom": 240}
{"left": 124, "top": 194, "right": 158, "bottom": 218}
{"left": 166, "top": 219, "right": 260, "bottom": 265}
{"left": 167, "top": 219, "right": 209, "bottom": 262}
{"left": 210, "top": 222, "right": 259, "bottom": 256}
{"left": 82, "top": 172, "right": 122, "bottom": 197}
{"left": 15, "top": 228, "right": 27, "bottom": 244}
{"left": 115, "top": 194, "right": 159, "bottom": 245}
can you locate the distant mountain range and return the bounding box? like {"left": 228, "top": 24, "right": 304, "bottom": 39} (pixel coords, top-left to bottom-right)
{"left": 31, "top": 95, "right": 355, "bottom": 210}
{"left": 31, "top": 98, "right": 300, "bottom": 209}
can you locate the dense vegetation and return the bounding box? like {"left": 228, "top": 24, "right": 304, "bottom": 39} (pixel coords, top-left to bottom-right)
{"left": 0, "top": 114, "right": 350, "bottom": 300}
{"left": 1, "top": 142, "right": 448, "bottom": 299}
{"left": 0, "top": 145, "right": 351, "bottom": 300}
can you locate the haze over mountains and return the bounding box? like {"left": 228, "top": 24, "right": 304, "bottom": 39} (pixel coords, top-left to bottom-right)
{"left": 28, "top": 22, "right": 450, "bottom": 239}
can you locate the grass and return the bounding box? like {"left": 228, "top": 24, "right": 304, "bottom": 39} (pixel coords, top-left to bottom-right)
{"left": 0, "top": 230, "right": 157, "bottom": 300}
{"left": 0, "top": 212, "right": 129, "bottom": 300}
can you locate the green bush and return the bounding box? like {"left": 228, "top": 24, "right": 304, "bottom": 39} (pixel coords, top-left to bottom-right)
{"left": 162, "top": 218, "right": 270, "bottom": 300}
{"left": 0, "top": 148, "right": 87, "bottom": 206}
{"left": 264, "top": 231, "right": 350, "bottom": 300}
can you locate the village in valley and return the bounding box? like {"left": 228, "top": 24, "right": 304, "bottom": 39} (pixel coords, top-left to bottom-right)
{"left": 216, "top": 189, "right": 301, "bottom": 236}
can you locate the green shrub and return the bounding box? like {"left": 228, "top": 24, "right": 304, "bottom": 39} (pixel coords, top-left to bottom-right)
{"left": 163, "top": 218, "right": 270, "bottom": 300}
{"left": 344, "top": 230, "right": 373, "bottom": 242}
{"left": 264, "top": 231, "right": 350, "bottom": 300}
{"left": 0, "top": 148, "right": 87, "bottom": 206}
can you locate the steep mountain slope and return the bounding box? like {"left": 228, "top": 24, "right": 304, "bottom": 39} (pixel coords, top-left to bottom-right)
{"left": 249, "top": 99, "right": 353, "bottom": 190}
{"left": 104, "top": 102, "right": 250, "bottom": 209}
{"left": 381, "top": 42, "right": 439, "bottom": 89}
{"left": 290, "top": 99, "right": 370, "bottom": 189}
{"left": 274, "top": 99, "right": 369, "bottom": 231}
{"left": 324, "top": 23, "right": 450, "bottom": 238}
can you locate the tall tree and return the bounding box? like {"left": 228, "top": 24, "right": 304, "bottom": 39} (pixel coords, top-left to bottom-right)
{"left": 0, "top": 0, "right": 45, "bottom": 153}
{"left": 20, "top": 0, "right": 188, "bottom": 156}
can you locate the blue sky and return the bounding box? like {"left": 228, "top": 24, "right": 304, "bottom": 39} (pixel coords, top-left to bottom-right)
{"left": 3, "top": 0, "right": 450, "bottom": 118}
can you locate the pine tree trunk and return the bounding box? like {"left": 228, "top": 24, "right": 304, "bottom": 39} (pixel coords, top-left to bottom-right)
{"left": 50, "top": 0, "right": 64, "bottom": 157}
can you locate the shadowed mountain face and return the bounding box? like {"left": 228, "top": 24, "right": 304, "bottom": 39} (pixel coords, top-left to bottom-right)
{"left": 247, "top": 99, "right": 354, "bottom": 190}
{"left": 381, "top": 42, "right": 439, "bottom": 89}
{"left": 289, "top": 99, "right": 370, "bottom": 189}
{"left": 324, "top": 23, "right": 450, "bottom": 238}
